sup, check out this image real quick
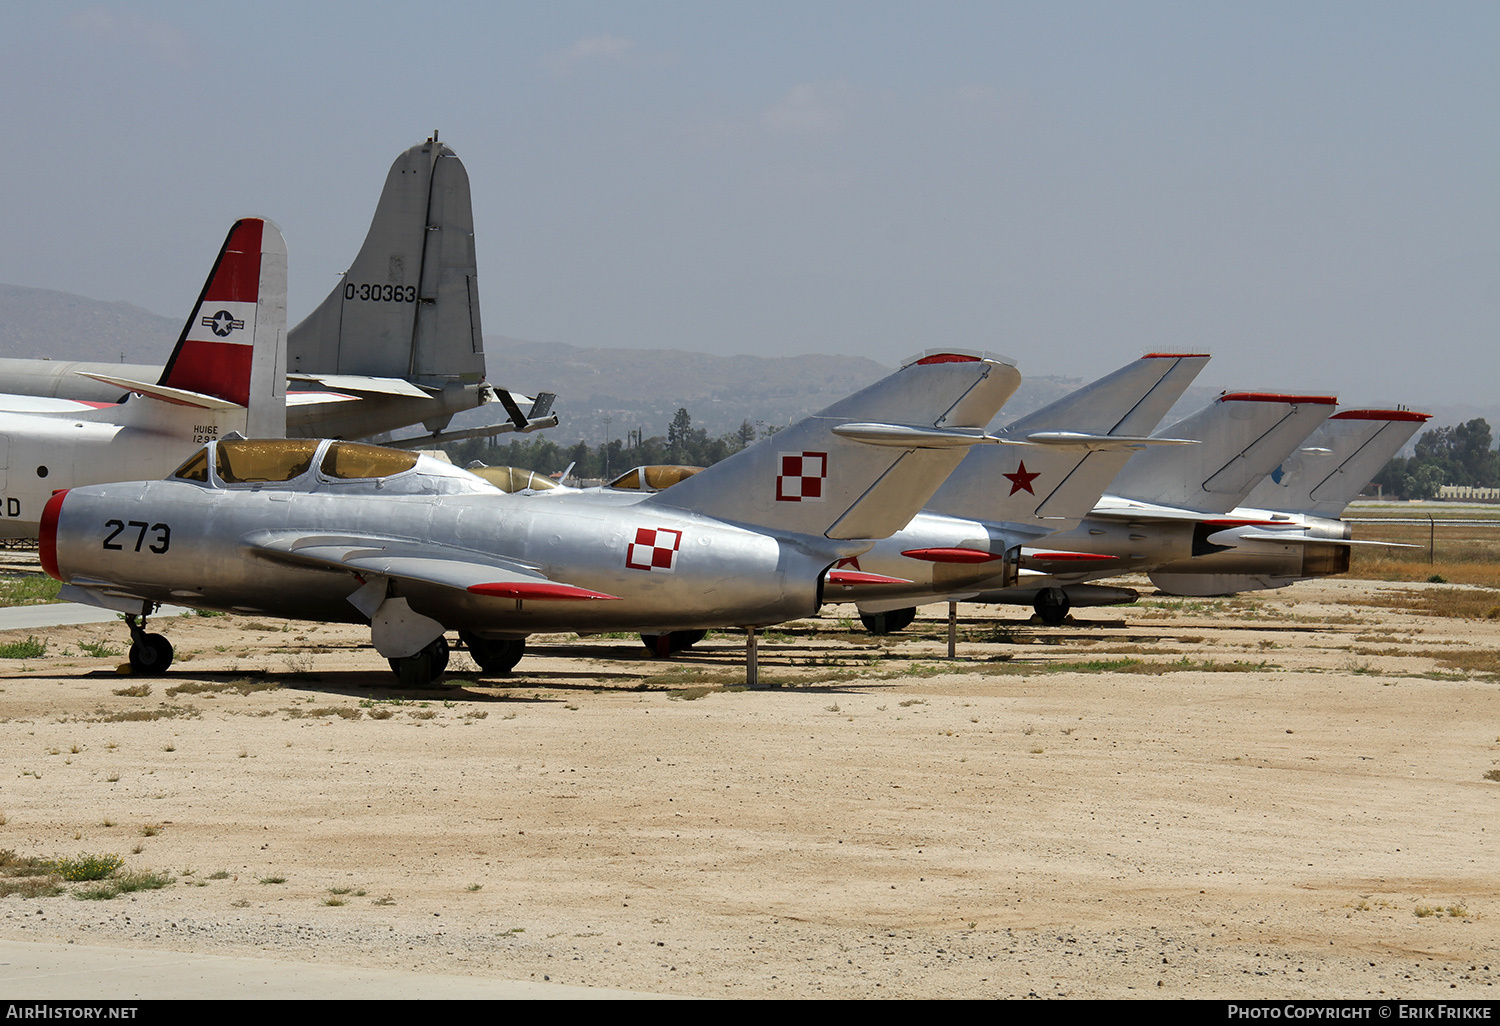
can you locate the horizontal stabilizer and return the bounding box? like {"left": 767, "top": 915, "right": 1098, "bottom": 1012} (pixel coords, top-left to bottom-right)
{"left": 381, "top": 413, "right": 561, "bottom": 450}
{"left": 831, "top": 423, "right": 1002, "bottom": 448}
{"left": 286, "top": 374, "right": 435, "bottom": 399}
{"left": 1022, "top": 431, "right": 1197, "bottom": 451}
{"left": 1088, "top": 499, "right": 1295, "bottom": 525}
{"left": 76, "top": 373, "right": 244, "bottom": 411}
{"left": 1227, "top": 530, "right": 1418, "bottom": 548}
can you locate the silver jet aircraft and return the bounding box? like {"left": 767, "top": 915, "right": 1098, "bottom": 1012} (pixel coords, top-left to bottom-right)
{"left": 852, "top": 389, "right": 1342, "bottom": 629}
{"left": 41, "top": 352, "right": 1021, "bottom": 683}
{"left": 957, "top": 390, "right": 1343, "bottom": 620}
{"left": 460, "top": 354, "right": 1203, "bottom": 651}
{"left": 0, "top": 217, "right": 285, "bottom": 538}
{"left": 1143, "top": 406, "right": 1430, "bottom": 596}
{"left": 808, "top": 352, "right": 1209, "bottom": 633}
{"left": 0, "top": 135, "right": 555, "bottom": 443}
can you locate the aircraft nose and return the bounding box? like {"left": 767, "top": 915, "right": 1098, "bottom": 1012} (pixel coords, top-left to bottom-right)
{"left": 39, "top": 489, "right": 69, "bottom": 581}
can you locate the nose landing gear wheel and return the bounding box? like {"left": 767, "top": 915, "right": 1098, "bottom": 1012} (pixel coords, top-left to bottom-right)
{"left": 123, "top": 614, "right": 173, "bottom": 675}
{"left": 128, "top": 633, "right": 174, "bottom": 675}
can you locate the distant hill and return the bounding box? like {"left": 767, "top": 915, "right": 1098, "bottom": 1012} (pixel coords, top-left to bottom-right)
{"left": 443, "top": 337, "right": 1095, "bottom": 442}
{"left": 0, "top": 284, "right": 179, "bottom": 365}
{"left": 1, "top": 283, "right": 1492, "bottom": 449}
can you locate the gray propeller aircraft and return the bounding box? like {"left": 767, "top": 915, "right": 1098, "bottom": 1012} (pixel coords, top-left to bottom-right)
{"left": 0, "top": 135, "right": 556, "bottom": 443}
{"left": 41, "top": 351, "right": 1022, "bottom": 683}
{"left": 0, "top": 217, "right": 286, "bottom": 539}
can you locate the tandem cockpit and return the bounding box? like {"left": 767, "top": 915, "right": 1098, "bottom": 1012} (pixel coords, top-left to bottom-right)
{"left": 169, "top": 439, "right": 503, "bottom": 496}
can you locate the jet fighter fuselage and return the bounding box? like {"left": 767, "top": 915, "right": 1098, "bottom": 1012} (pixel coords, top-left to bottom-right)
{"left": 44, "top": 442, "right": 827, "bottom": 635}
{"left": 43, "top": 352, "right": 1023, "bottom": 682}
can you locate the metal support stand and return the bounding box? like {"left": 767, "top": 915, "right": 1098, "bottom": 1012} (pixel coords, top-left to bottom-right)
{"left": 746, "top": 627, "right": 759, "bottom": 688}
{"left": 947, "top": 602, "right": 958, "bottom": 660}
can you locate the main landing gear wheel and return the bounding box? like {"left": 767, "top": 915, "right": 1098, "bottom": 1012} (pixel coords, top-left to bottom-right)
{"left": 388, "top": 636, "right": 449, "bottom": 687}
{"left": 460, "top": 632, "right": 526, "bottom": 675}
{"left": 640, "top": 630, "right": 708, "bottom": 658}
{"left": 1033, "top": 587, "right": 1071, "bottom": 627}
{"left": 124, "top": 614, "right": 173, "bottom": 675}
{"left": 858, "top": 607, "right": 916, "bottom": 635}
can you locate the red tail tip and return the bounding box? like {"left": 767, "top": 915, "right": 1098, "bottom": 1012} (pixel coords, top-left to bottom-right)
{"left": 913, "top": 353, "right": 982, "bottom": 365}
{"left": 1220, "top": 392, "right": 1337, "bottom": 405}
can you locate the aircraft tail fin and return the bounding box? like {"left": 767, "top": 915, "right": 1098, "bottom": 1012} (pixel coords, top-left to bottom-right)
{"left": 287, "top": 135, "right": 484, "bottom": 388}
{"left": 108, "top": 218, "right": 288, "bottom": 436}
{"left": 646, "top": 352, "right": 1021, "bottom": 540}
{"left": 1110, "top": 392, "right": 1337, "bottom": 513}
{"left": 927, "top": 352, "right": 1209, "bottom": 525}
{"left": 1241, "top": 408, "right": 1430, "bottom": 516}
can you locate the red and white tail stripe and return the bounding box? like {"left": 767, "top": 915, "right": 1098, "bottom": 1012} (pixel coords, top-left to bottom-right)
{"left": 158, "top": 219, "right": 266, "bottom": 406}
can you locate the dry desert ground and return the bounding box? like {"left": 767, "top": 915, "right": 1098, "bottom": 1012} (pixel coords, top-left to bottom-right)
{"left": 0, "top": 574, "right": 1498, "bottom": 999}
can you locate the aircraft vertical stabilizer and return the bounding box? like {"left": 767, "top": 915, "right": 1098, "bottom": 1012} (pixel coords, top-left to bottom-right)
{"left": 1109, "top": 392, "right": 1337, "bottom": 514}
{"left": 79, "top": 218, "right": 288, "bottom": 438}
{"left": 927, "top": 352, "right": 1209, "bottom": 526}
{"left": 646, "top": 352, "right": 1021, "bottom": 541}
{"left": 287, "top": 136, "right": 483, "bottom": 387}
{"left": 1241, "top": 409, "right": 1430, "bottom": 517}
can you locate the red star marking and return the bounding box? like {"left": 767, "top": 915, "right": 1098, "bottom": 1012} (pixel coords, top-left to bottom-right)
{"left": 1004, "top": 461, "right": 1040, "bottom": 495}
{"left": 834, "top": 556, "right": 862, "bottom": 571}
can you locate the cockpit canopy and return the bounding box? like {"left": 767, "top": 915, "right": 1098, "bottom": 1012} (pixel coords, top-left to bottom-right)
{"left": 607, "top": 465, "right": 704, "bottom": 492}
{"left": 466, "top": 465, "right": 562, "bottom": 493}
{"left": 170, "top": 439, "right": 502, "bottom": 496}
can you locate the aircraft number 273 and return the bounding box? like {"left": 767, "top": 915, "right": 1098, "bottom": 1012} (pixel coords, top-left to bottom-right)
{"left": 103, "top": 520, "right": 171, "bottom": 554}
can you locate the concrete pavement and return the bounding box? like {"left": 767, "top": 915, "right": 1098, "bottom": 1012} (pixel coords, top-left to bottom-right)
{"left": 0, "top": 940, "right": 681, "bottom": 1000}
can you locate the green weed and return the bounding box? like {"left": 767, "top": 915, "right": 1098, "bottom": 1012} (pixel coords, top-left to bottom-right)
{"left": 51, "top": 853, "right": 124, "bottom": 881}
{"left": 0, "top": 636, "right": 46, "bottom": 659}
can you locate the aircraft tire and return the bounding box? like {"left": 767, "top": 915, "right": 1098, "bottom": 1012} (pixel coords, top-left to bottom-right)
{"left": 430, "top": 636, "right": 450, "bottom": 676}
{"left": 640, "top": 630, "right": 708, "bottom": 657}
{"left": 388, "top": 637, "right": 449, "bottom": 687}
{"left": 1034, "top": 587, "right": 1070, "bottom": 626}
{"left": 858, "top": 607, "right": 917, "bottom": 635}
{"left": 671, "top": 630, "right": 707, "bottom": 651}
{"left": 128, "top": 634, "right": 173, "bottom": 676}
{"left": 461, "top": 633, "right": 525, "bottom": 675}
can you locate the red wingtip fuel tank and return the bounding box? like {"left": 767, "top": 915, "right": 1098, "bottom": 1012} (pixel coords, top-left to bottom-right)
{"left": 40, "top": 489, "right": 68, "bottom": 581}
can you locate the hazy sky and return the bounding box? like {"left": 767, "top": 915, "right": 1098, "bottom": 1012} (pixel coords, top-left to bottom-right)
{"left": 0, "top": 2, "right": 1494, "bottom": 408}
